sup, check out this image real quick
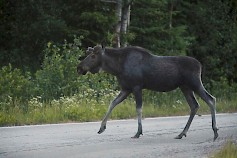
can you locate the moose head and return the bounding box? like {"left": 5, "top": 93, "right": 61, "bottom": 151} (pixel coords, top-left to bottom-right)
{"left": 77, "top": 45, "right": 103, "bottom": 75}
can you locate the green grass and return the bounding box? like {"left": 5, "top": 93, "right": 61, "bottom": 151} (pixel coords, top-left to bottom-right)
{"left": 211, "top": 141, "right": 237, "bottom": 158}
{"left": 0, "top": 89, "right": 237, "bottom": 126}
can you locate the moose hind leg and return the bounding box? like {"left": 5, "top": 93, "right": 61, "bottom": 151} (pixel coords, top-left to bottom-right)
{"left": 175, "top": 88, "right": 199, "bottom": 139}
{"left": 197, "top": 86, "right": 218, "bottom": 141}
{"left": 132, "top": 108, "right": 143, "bottom": 138}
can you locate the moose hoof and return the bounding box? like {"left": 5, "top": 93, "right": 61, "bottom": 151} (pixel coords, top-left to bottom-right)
{"left": 131, "top": 131, "right": 143, "bottom": 139}
{"left": 98, "top": 125, "right": 106, "bottom": 134}
{"left": 175, "top": 133, "right": 187, "bottom": 139}
{"left": 213, "top": 128, "right": 219, "bottom": 141}
{"left": 213, "top": 133, "right": 218, "bottom": 141}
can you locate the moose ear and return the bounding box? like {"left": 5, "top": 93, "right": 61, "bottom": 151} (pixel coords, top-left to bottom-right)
{"left": 86, "top": 47, "right": 94, "bottom": 55}
{"left": 88, "top": 47, "right": 94, "bottom": 52}
{"left": 100, "top": 44, "right": 105, "bottom": 54}
{"left": 101, "top": 42, "right": 106, "bottom": 49}
{"left": 93, "top": 45, "right": 102, "bottom": 54}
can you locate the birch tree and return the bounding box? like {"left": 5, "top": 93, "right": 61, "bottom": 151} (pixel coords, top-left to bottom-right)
{"left": 102, "top": 0, "right": 132, "bottom": 47}
{"left": 114, "top": 0, "right": 122, "bottom": 47}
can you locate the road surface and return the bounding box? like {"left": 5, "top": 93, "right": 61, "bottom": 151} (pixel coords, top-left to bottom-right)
{"left": 0, "top": 113, "right": 237, "bottom": 158}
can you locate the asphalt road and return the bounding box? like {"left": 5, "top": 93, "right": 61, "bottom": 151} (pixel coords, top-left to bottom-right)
{"left": 0, "top": 113, "right": 237, "bottom": 158}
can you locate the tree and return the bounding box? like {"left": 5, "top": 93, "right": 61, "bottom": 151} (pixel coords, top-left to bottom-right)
{"left": 0, "top": 0, "right": 117, "bottom": 71}
{"left": 129, "top": 0, "right": 193, "bottom": 55}
{"left": 0, "top": 0, "right": 69, "bottom": 71}
{"left": 102, "top": 0, "right": 132, "bottom": 47}
{"left": 179, "top": 0, "right": 237, "bottom": 82}
{"left": 114, "top": 0, "right": 122, "bottom": 47}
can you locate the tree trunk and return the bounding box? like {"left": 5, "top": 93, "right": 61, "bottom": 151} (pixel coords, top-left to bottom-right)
{"left": 169, "top": 1, "right": 173, "bottom": 29}
{"left": 121, "top": 0, "right": 131, "bottom": 47}
{"left": 101, "top": 0, "right": 132, "bottom": 48}
{"left": 114, "top": 0, "right": 122, "bottom": 48}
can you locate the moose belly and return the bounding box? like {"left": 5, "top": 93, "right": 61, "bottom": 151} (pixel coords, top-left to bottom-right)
{"left": 117, "top": 75, "right": 179, "bottom": 92}
{"left": 143, "top": 72, "right": 181, "bottom": 92}
{"left": 144, "top": 80, "right": 179, "bottom": 92}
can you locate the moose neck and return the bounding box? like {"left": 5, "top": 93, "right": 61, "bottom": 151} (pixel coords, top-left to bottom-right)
{"left": 101, "top": 48, "right": 122, "bottom": 76}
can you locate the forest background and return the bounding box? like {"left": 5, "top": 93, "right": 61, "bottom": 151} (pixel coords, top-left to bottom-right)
{"left": 0, "top": 0, "right": 237, "bottom": 126}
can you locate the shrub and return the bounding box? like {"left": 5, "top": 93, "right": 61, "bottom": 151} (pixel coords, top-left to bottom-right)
{"left": 0, "top": 64, "right": 32, "bottom": 110}
{"left": 35, "top": 36, "right": 84, "bottom": 100}
{"left": 34, "top": 36, "right": 118, "bottom": 101}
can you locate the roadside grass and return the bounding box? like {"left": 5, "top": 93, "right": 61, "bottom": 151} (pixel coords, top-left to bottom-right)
{"left": 210, "top": 140, "right": 237, "bottom": 158}
{"left": 0, "top": 89, "right": 236, "bottom": 126}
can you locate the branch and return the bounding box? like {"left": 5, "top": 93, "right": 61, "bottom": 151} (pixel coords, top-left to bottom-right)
{"left": 100, "top": 0, "right": 117, "bottom": 3}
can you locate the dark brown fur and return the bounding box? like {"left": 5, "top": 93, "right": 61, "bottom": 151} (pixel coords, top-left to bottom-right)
{"left": 77, "top": 46, "right": 218, "bottom": 140}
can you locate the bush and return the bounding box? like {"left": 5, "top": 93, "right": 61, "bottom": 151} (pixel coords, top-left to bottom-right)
{"left": 0, "top": 36, "right": 118, "bottom": 114}
{"left": 0, "top": 64, "right": 32, "bottom": 110}
{"left": 34, "top": 36, "right": 118, "bottom": 101}
{"left": 35, "top": 36, "right": 84, "bottom": 100}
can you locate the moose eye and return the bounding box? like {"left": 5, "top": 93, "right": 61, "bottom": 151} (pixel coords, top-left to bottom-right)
{"left": 91, "top": 54, "right": 96, "bottom": 59}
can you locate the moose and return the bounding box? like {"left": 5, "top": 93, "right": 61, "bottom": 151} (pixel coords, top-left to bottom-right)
{"left": 77, "top": 45, "right": 219, "bottom": 140}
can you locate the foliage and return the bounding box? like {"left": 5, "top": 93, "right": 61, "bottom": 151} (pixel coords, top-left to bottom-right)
{"left": 180, "top": 0, "right": 237, "bottom": 82}
{"left": 211, "top": 140, "right": 237, "bottom": 158}
{"left": 34, "top": 36, "right": 84, "bottom": 100}
{"left": 0, "top": 0, "right": 70, "bottom": 71}
{"left": 129, "top": 0, "right": 194, "bottom": 56}
{"left": 0, "top": 64, "right": 32, "bottom": 110}
{"left": 0, "top": 0, "right": 117, "bottom": 70}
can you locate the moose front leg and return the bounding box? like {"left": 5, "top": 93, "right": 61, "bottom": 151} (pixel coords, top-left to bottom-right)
{"left": 98, "top": 90, "right": 130, "bottom": 134}
{"left": 132, "top": 86, "right": 143, "bottom": 138}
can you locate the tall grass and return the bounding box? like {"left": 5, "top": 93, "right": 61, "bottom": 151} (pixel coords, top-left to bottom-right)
{"left": 211, "top": 140, "right": 237, "bottom": 158}
{"left": 0, "top": 86, "right": 236, "bottom": 126}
